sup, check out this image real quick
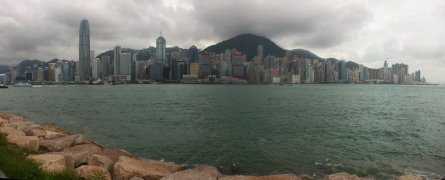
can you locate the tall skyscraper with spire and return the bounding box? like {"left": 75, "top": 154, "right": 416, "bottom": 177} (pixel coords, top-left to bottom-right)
{"left": 156, "top": 32, "right": 166, "bottom": 65}
{"left": 79, "top": 19, "right": 91, "bottom": 81}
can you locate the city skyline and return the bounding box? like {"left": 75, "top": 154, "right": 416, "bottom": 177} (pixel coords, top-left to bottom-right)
{"left": 0, "top": 0, "right": 444, "bottom": 82}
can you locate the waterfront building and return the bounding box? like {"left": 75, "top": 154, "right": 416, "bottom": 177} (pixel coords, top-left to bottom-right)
{"left": 306, "top": 64, "right": 314, "bottom": 83}
{"left": 171, "top": 60, "right": 186, "bottom": 80}
{"left": 79, "top": 19, "right": 91, "bottom": 81}
{"left": 96, "top": 58, "right": 103, "bottom": 80}
{"left": 48, "top": 63, "right": 56, "bottom": 81}
{"left": 257, "top": 44, "right": 263, "bottom": 61}
{"left": 36, "top": 67, "right": 44, "bottom": 81}
{"left": 61, "top": 61, "right": 69, "bottom": 81}
{"left": 136, "top": 60, "right": 149, "bottom": 80}
{"left": 119, "top": 53, "right": 132, "bottom": 80}
{"left": 188, "top": 45, "right": 199, "bottom": 64}
{"left": 91, "top": 57, "right": 98, "bottom": 79}
{"left": 232, "top": 51, "right": 246, "bottom": 65}
{"left": 90, "top": 50, "right": 94, "bottom": 75}
{"left": 339, "top": 60, "right": 347, "bottom": 82}
{"left": 219, "top": 62, "right": 228, "bottom": 76}
{"left": 55, "top": 65, "right": 62, "bottom": 82}
{"left": 247, "top": 63, "right": 263, "bottom": 83}
{"left": 156, "top": 34, "right": 167, "bottom": 64}
{"left": 148, "top": 64, "right": 163, "bottom": 81}
{"left": 101, "top": 55, "right": 111, "bottom": 79}
{"left": 189, "top": 63, "right": 200, "bottom": 78}
{"left": 131, "top": 53, "right": 138, "bottom": 81}
{"left": 200, "top": 64, "right": 211, "bottom": 79}
{"left": 68, "top": 61, "right": 76, "bottom": 81}
{"left": 199, "top": 51, "right": 212, "bottom": 64}
{"left": 113, "top": 46, "right": 121, "bottom": 76}
{"left": 224, "top": 49, "right": 232, "bottom": 62}
{"left": 232, "top": 65, "right": 245, "bottom": 79}
{"left": 24, "top": 66, "right": 33, "bottom": 81}
{"left": 8, "top": 68, "right": 15, "bottom": 83}
{"left": 198, "top": 51, "right": 212, "bottom": 79}
{"left": 359, "top": 64, "right": 365, "bottom": 81}
{"left": 415, "top": 70, "right": 421, "bottom": 82}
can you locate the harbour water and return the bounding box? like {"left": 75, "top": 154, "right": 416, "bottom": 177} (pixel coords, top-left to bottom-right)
{"left": 0, "top": 84, "right": 444, "bottom": 178}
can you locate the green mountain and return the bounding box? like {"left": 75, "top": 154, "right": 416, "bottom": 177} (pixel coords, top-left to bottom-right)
{"left": 203, "top": 34, "right": 286, "bottom": 60}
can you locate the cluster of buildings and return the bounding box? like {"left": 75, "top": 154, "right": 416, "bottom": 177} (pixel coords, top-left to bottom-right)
{"left": 2, "top": 19, "right": 426, "bottom": 85}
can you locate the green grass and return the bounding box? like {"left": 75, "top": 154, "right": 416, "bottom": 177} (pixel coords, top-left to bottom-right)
{"left": 0, "top": 133, "right": 80, "bottom": 180}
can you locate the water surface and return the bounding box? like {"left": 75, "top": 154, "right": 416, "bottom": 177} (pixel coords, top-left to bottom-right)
{"left": 1, "top": 84, "right": 444, "bottom": 178}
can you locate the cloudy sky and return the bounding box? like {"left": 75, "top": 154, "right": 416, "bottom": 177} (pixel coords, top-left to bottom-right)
{"left": 1, "top": 0, "right": 444, "bottom": 82}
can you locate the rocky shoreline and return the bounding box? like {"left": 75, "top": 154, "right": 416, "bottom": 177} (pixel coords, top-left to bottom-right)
{"left": 0, "top": 112, "right": 427, "bottom": 180}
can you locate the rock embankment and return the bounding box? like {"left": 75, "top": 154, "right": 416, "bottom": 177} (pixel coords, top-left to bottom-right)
{"left": 0, "top": 113, "right": 428, "bottom": 180}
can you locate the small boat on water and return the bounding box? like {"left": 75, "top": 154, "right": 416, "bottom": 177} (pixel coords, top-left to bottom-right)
{"left": 14, "top": 82, "right": 32, "bottom": 87}
{"left": 0, "top": 84, "right": 7, "bottom": 88}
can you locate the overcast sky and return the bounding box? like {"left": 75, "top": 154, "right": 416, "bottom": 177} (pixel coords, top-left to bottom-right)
{"left": 1, "top": 0, "right": 444, "bottom": 82}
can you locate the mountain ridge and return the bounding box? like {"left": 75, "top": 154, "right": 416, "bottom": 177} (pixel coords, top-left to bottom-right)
{"left": 203, "top": 34, "right": 286, "bottom": 60}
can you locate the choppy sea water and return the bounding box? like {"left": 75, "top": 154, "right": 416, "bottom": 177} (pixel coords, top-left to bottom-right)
{"left": 0, "top": 84, "right": 444, "bottom": 179}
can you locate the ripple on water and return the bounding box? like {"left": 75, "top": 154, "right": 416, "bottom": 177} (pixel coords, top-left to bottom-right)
{"left": 0, "top": 85, "right": 445, "bottom": 179}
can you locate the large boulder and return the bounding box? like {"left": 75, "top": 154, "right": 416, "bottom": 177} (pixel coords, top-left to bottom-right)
{"left": 396, "top": 174, "right": 423, "bottom": 180}
{"left": 44, "top": 131, "right": 67, "bottom": 140}
{"left": 8, "top": 115, "right": 24, "bottom": 123}
{"left": 0, "top": 113, "right": 22, "bottom": 122}
{"left": 88, "top": 154, "right": 114, "bottom": 172}
{"left": 0, "top": 118, "right": 8, "bottom": 126}
{"left": 41, "top": 124, "right": 70, "bottom": 135}
{"left": 0, "top": 126, "right": 25, "bottom": 136}
{"left": 219, "top": 174, "right": 303, "bottom": 180}
{"left": 161, "top": 165, "right": 223, "bottom": 180}
{"left": 63, "top": 143, "right": 104, "bottom": 167}
{"left": 28, "top": 153, "right": 66, "bottom": 172}
{"left": 39, "top": 134, "right": 87, "bottom": 152}
{"left": 9, "top": 121, "right": 41, "bottom": 131}
{"left": 113, "top": 156, "right": 185, "bottom": 180}
{"left": 6, "top": 135, "right": 39, "bottom": 152}
{"left": 75, "top": 165, "right": 111, "bottom": 180}
{"left": 102, "top": 148, "right": 132, "bottom": 163}
{"left": 0, "top": 113, "right": 11, "bottom": 120}
{"left": 323, "top": 172, "right": 367, "bottom": 180}
{"left": 24, "top": 128, "right": 47, "bottom": 138}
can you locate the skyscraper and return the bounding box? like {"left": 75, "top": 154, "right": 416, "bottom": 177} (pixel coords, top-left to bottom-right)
{"left": 79, "top": 19, "right": 91, "bottom": 81}
{"left": 114, "top": 45, "right": 121, "bottom": 76}
{"left": 188, "top": 45, "right": 198, "bottom": 64}
{"left": 156, "top": 34, "right": 166, "bottom": 64}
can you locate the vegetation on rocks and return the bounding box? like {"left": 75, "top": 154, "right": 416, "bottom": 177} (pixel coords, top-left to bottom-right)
{"left": 0, "top": 133, "right": 79, "bottom": 180}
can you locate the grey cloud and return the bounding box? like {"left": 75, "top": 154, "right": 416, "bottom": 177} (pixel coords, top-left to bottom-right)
{"left": 193, "top": 0, "right": 372, "bottom": 48}
{"left": 0, "top": 0, "right": 444, "bottom": 82}
{"left": 0, "top": 0, "right": 372, "bottom": 65}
